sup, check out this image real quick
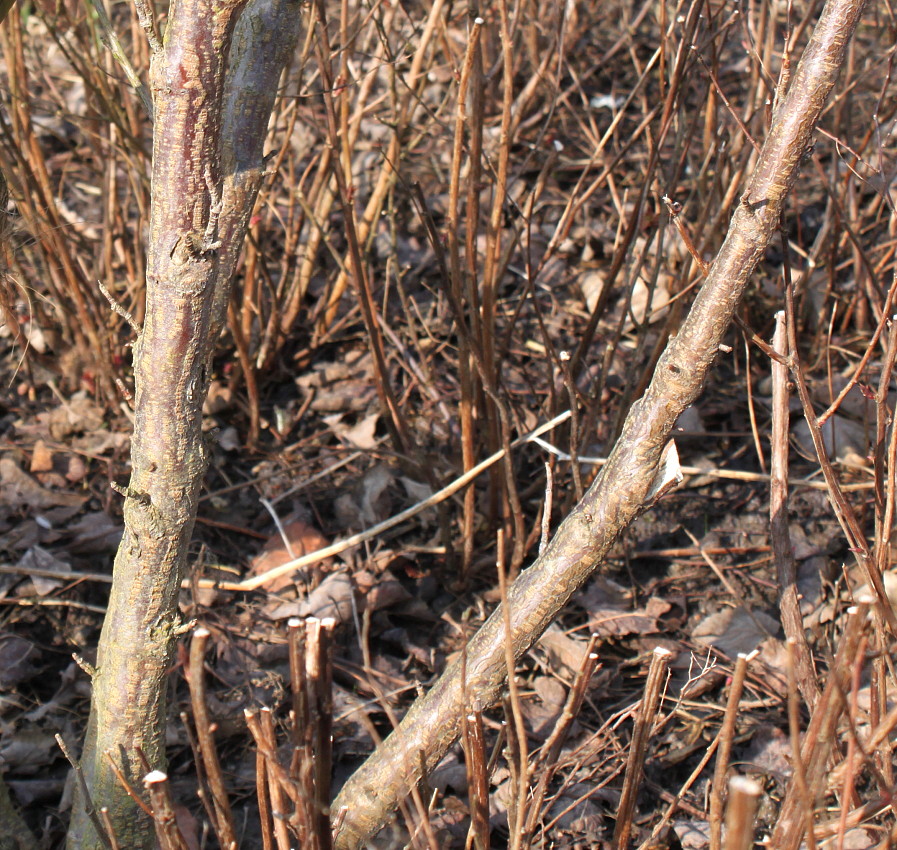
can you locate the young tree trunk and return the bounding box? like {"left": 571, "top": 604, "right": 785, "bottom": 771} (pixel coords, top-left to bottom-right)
{"left": 66, "top": 1, "right": 301, "bottom": 846}
{"left": 329, "top": 0, "right": 867, "bottom": 845}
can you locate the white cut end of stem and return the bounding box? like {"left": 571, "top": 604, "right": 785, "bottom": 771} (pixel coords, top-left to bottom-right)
{"left": 728, "top": 775, "right": 761, "bottom": 796}
{"left": 144, "top": 770, "right": 167, "bottom": 784}
{"left": 193, "top": 627, "right": 210, "bottom": 638}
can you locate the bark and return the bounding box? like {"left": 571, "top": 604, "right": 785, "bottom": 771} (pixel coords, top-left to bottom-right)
{"left": 66, "top": 1, "right": 301, "bottom": 846}
{"left": 329, "top": 0, "right": 867, "bottom": 846}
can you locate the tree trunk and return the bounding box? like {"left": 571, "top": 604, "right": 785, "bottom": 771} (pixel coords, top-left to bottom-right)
{"left": 66, "top": 1, "right": 301, "bottom": 846}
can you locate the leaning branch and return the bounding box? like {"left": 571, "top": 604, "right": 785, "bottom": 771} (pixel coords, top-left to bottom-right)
{"left": 330, "top": 0, "right": 867, "bottom": 845}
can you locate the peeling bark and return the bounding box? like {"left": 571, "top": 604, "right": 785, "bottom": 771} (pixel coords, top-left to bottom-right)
{"left": 329, "top": 0, "right": 867, "bottom": 846}
{"left": 66, "top": 1, "right": 301, "bottom": 846}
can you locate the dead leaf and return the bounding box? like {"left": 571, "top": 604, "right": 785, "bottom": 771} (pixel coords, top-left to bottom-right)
{"left": 29, "top": 441, "right": 53, "bottom": 473}
{"left": 523, "top": 675, "right": 567, "bottom": 740}
{"left": 173, "top": 804, "right": 201, "bottom": 850}
{"left": 546, "top": 782, "right": 607, "bottom": 832}
{"left": 0, "top": 457, "right": 86, "bottom": 510}
{"left": 582, "top": 577, "right": 670, "bottom": 636}
{"left": 538, "top": 624, "right": 590, "bottom": 677}
{"left": 71, "top": 430, "right": 129, "bottom": 455}
{"left": 330, "top": 411, "right": 380, "bottom": 450}
{"left": 16, "top": 546, "right": 70, "bottom": 596}
{"left": 47, "top": 391, "right": 104, "bottom": 440}
{"left": 266, "top": 571, "right": 354, "bottom": 622}
{"left": 691, "top": 607, "right": 779, "bottom": 659}
{"left": 672, "top": 819, "right": 710, "bottom": 850}
{"left": 364, "top": 571, "right": 412, "bottom": 611}
{"left": 65, "top": 454, "right": 87, "bottom": 483}
{"left": 739, "top": 724, "right": 792, "bottom": 786}
{"left": 838, "top": 829, "right": 874, "bottom": 849}
{"left": 296, "top": 352, "right": 376, "bottom": 413}
{"left": 0, "top": 633, "right": 40, "bottom": 689}
{"left": 203, "top": 380, "right": 233, "bottom": 416}
{"left": 334, "top": 464, "right": 395, "bottom": 530}
{"left": 793, "top": 414, "right": 869, "bottom": 466}
{"left": 64, "top": 511, "right": 121, "bottom": 554}
{"left": 0, "top": 724, "right": 57, "bottom": 775}
{"left": 248, "top": 519, "right": 332, "bottom": 593}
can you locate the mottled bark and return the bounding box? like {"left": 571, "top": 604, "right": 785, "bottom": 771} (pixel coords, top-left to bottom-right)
{"left": 66, "top": 1, "right": 301, "bottom": 846}
{"left": 330, "top": 0, "right": 867, "bottom": 846}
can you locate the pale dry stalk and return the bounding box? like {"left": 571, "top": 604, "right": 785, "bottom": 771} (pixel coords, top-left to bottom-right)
{"left": 612, "top": 647, "right": 671, "bottom": 849}
{"left": 770, "top": 310, "right": 820, "bottom": 709}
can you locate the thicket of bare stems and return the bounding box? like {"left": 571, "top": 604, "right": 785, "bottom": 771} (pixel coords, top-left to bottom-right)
{"left": 1, "top": 0, "right": 897, "bottom": 846}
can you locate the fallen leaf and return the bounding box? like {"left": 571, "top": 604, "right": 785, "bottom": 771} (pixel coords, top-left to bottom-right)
{"left": 364, "top": 571, "right": 412, "bottom": 611}
{"left": 582, "top": 578, "right": 670, "bottom": 636}
{"left": 334, "top": 464, "right": 395, "bottom": 529}
{"left": 0, "top": 457, "right": 86, "bottom": 510}
{"left": 64, "top": 511, "right": 122, "bottom": 554}
{"left": 47, "top": 391, "right": 104, "bottom": 440}
{"left": 65, "top": 454, "right": 87, "bottom": 483}
{"left": 523, "top": 675, "right": 567, "bottom": 740}
{"left": 672, "top": 819, "right": 710, "bottom": 850}
{"left": 0, "top": 724, "right": 57, "bottom": 775}
{"left": 691, "top": 607, "right": 779, "bottom": 659}
{"left": 538, "top": 624, "right": 591, "bottom": 677}
{"left": 16, "top": 546, "right": 71, "bottom": 596}
{"left": 266, "top": 571, "right": 354, "bottom": 622}
{"left": 248, "top": 519, "right": 332, "bottom": 593}
{"left": 739, "top": 724, "right": 793, "bottom": 787}
{"left": 0, "top": 633, "right": 40, "bottom": 689}
{"left": 29, "top": 441, "right": 53, "bottom": 473}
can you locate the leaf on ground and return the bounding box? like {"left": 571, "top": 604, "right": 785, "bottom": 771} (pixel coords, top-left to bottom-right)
{"left": 202, "top": 380, "right": 233, "bottom": 416}
{"left": 325, "top": 410, "right": 380, "bottom": 449}
{"left": 47, "top": 391, "right": 104, "bottom": 440}
{"left": 248, "top": 518, "right": 332, "bottom": 593}
{"left": 738, "top": 723, "right": 793, "bottom": 787}
{"left": 581, "top": 577, "right": 671, "bottom": 637}
{"left": 429, "top": 755, "right": 467, "bottom": 795}
{"left": 838, "top": 829, "right": 875, "bottom": 848}
{"left": 793, "top": 414, "right": 869, "bottom": 466}
{"left": 71, "top": 430, "right": 129, "bottom": 455}
{"left": 63, "top": 511, "right": 122, "bottom": 554}
{"left": 537, "top": 624, "right": 591, "bottom": 677}
{"left": 296, "top": 352, "right": 376, "bottom": 413}
{"left": 332, "top": 684, "right": 377, "bottom": 758}
{"left": 0, "top": 633, "right": 40, "bottom": 689}
{"left": 16, "top": 546, "right": 71, "bottom": 596}
{"left": 28, "top": 441, "right": 53, "bottom": 473}
{"left": 360, "top": 569, "right": 412, "bottom": 612}
{"left": 691, "top": 607, "right": 779, "bottom": 659}
{"left": 545, "top": 782, "right": 607, "bottom": 833}
{"left": 672, "top": 819, "right": 710, "bottom": 849}
{"left": 0, "top": 725, "right": 57, "bottom": 775}
{"left": 266, "top": 571, "right": 354, "bottom": 622}
{"left": 523, "top": 675, "right": 567, "bottom": 740}
{"left": 0, "top": 457, "right": 86, "bottom": 510}
{"left": 333, "top": 463, "right": 395, "bottom": 529}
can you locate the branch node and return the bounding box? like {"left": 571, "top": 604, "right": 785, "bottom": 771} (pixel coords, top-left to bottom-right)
{"left": 72, "top": 652, "right": 97, "bottom": 678}
{"left": 97, "top": 281, "right": 142, "bottom": 335}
